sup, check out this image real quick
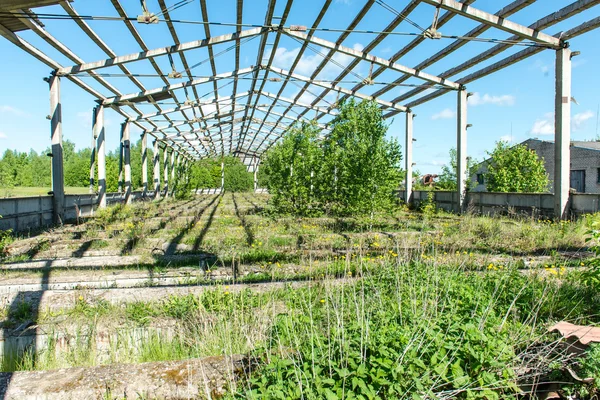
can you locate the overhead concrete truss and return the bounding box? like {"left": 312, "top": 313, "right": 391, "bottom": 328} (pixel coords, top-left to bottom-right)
{"left": 0, "top": 0, "right": 599, "bottom": 163}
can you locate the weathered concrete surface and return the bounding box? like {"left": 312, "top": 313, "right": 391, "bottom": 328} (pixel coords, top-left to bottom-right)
{"left": 0, "top": 279, "right": 344, "bottom": 313}
{"left": 0, "top": 255, "right": 145, "bottom": 269}
{"left": 0, "top": 355, "right": 246, "bottom": 399}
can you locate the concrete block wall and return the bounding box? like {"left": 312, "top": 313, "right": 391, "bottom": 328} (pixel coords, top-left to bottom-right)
{"left": 0, "top": 191, "right": 155, "bottom": 232}
{"left": 0, "top": 196, "right": 54, "bottom": 232}
{"left": 471, "top": 139, "right": 600, "bottom": 194}
{"left": 400, "top": 190, "right": 600, "bottom": 218}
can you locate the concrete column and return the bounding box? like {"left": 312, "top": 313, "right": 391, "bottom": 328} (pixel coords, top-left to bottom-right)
{"left": 163, "top": 147, "right": 169, "bottom": 197}
{"left": 48, "top": 74, "right": 64, "bottom": 225}
{"left": 253, "top": 157, "right": 258, "bottom": 192}
{"left": 175, "top": 153, "right": 181, "bottom": 182}
{"left": 122, "top": 122, "right": 132, "bottom": 205}
{"left": 554, "top": 47, "right": 572, "bottom": 220}
{"left": 405, "top": 111, "right": 414, "bottom": 205}
{"left": 456, "top": 89, "right": 468, "bottom": 213}
{"left": 141, "top": 132, "right": 148, "bottom": 195}
{"left": 170, "top": 150, "right": 176, "bottom": 195}
{"left": 153, "top": 140, "right": 161, "bottom": 199}
{"left": 118, "top": 127, "right": 124, "bottom": 193}
{"left": 94, "top": 105, "right": 106, "bottom": 209}
{"left": 184, "top": 159, "right": 190, "bottom": 187}
{"left": 89, "top": 113, "right": 96, "bottom": 194}
{"left": 221, "top": 159, "right": 225, "bottom": 192}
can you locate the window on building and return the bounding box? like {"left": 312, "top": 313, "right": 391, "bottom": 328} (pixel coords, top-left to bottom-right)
{"left": 477, "top": 174, "right": 484, "bottom": 185}
{"left": 597, "top": 168, "right": 600, "bottom": 184}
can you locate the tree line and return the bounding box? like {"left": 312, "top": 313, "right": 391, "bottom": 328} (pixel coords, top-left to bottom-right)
{"left": 0, "top": 139, "right": 257, "bottom": 194}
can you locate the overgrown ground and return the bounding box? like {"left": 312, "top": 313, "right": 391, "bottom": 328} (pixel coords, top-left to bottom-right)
{"left": 0, "top": 194, "right": 599, "bottom": 399}
{"left": 0, "top": 186, "right": 90, "bottom": 198}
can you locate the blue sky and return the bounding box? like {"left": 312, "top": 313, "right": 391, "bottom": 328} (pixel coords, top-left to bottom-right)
{"left": 0, "top": 0, "right": 599, "bottom": 174}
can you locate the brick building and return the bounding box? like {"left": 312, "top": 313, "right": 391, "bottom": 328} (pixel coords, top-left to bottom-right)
{"left": 471, "top": 139, "right": 600, "bottom": 194}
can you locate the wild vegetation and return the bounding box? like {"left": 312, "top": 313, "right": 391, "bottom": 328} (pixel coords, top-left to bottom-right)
{"left": 262, "top": 100, "right": 403, "bottom": 216}
{"left": 484, "top": 141, "right": 549, "bottom": 193}
{"left": 1, "top": 193, "right": 599, "bottom": 399}
{"left": 0, "top": 102, "right": 596, "bottom": 399}
{"left": 0, "top": 140, "right": 255, "bottom": 197}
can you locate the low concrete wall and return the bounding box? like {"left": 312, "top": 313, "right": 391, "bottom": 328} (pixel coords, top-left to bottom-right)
{"left": 0, "top": 191, "right": 155, "bottom": 232}
{"left": 0, "top": 196, "right": 53, "bottom": 232}
{"left": 571, "top": 193, "right": 600, "bottom": 216}
{"left": 400, "top": 190, "right": 600, "bottom": 218}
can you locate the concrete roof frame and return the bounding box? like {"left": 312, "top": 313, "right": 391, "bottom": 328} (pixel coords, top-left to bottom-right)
{"left": 0, "top": 0, "right": 599, "bottom": 161}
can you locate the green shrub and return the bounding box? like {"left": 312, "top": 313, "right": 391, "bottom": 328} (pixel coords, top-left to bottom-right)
{"left": 0, "top": 224, "right": 13, "bottom": 258}
{"left": 262, "top": 100, "right": 402, "bottom": 216}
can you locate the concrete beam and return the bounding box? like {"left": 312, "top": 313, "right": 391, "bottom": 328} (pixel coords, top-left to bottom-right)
{"left": 122, "top": 122, "right": 132, "bottom": 205}
{"left": 94, "top": 105, "right": 106, "bottom": 209}
{"left": 283, "top": 30, "right": 461, "bottom": 89}
{"left": 102, "top": 67, "right": 256, "bottom": 106}
{"left": 48, "top": 74, "right": 64, "bottom": 225}
{"left": 399, "top": 16, "right": 600, "bottom": 112}
{"left": 420, "top": 0, "right": 562, "bottom": 48}
{"left": 56, "top": 28, "right": 265, "bottom": 76}
{"left": 405, "top": 111, "right": 414, "bottom": 205}
{"left": 456, "top": 89, "right": 468, "bottom": 213}
{"left": 267, "top": 66, "right": 409, "bottom": 112}
{"left": 555, "top": 47, "right": 572, "bottom": 219}
{"left": 132, "top": 92, "right": 250, "bottom": 122}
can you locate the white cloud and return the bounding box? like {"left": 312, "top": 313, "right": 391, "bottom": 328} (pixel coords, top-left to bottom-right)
{"left": 270, "top": 43, "right": 364, "bottom": 80}
{"left": 201, "top": 104, "right": 217, "bottom": 116}
{"left": 431, "top": 108, "right": 455, "bottom": 120}
{"left": 468, "top": 92, "right": 515, "bottom": 107}
{"left": 572, "top": 58, "right": 587, "bottom": 69}
{"left": 0, "top": 132, "right": 6, "bottom": 139}
{"left": 531, "top": 59, "right": 550, "bottom": 77}
{"left": 573, "top": 110, "right": 595, "bottom": 131}
{"left": 530, "top": 110, "right": 596, "bottom": 136}
{"left": 530, "top": 112, "right": 554, "bottom": 136}
{"left": 419, "top": 160, "right": 447, "bottom": 167}
{"left": 0, "top": 105, "right": 27, "bottom": 116}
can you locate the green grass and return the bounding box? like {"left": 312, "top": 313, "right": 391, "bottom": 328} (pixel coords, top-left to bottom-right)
{"left": 1, "top": 194, "right": 599, "bottom": 399}
{"left": 0, "top": 186, "right": 90, "bottom": 197}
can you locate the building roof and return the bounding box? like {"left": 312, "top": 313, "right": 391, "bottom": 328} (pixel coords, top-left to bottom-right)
{"left": 571, "top": 141, "right": 600, "bottom": 151}
{"left": 525, "top": 138, "right": 600, "bottom": 152}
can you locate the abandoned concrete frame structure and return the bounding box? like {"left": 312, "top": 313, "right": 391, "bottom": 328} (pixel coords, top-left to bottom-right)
{"left": 0, "top": 0, "right": 599, "bottom": 222}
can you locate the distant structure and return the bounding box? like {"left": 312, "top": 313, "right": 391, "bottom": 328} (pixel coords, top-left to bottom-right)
{"left": 422, "top": 174, "right": 439, "bottom": 186}
{"left": 471, "top": 139, "right": 600, "bottom": 194}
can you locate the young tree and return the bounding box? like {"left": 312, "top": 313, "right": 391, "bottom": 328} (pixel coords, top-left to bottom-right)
{"left": 262, "top": 122, "right": 322, "bottom": 215}
{"left": 322, "top": 99, "right": 402, "bottom": 215}
{"left": 436, "top": 148, "right": 478, "bottom": 191}
{"left": 262, "top": 100, "right": 403, "bottom": 216}
{"left": 484, "top": 141, "right": 549, "bottom": 193}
